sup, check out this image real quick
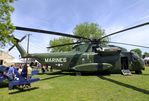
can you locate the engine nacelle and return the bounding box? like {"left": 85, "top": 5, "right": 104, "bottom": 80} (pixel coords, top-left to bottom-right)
{"left": 72, "top": 63, "right": 112, "bottom": 72}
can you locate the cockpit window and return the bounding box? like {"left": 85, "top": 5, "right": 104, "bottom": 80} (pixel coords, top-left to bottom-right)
{"left": 131, "top": 51, "right": 139, "bottom": 61}
{"left": 72, "top": 43, "right": 90, "bottom": 52}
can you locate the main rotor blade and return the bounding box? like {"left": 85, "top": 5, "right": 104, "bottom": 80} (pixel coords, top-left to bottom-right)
{"left": 15, "top": 26, "right": 89, "bottom": 40}
{"left": 47, "top": 41, "right": 82, "bottom": 48}
{"left": 109, "top": 41, "right": 149, "bottom": 49}
{"left": 100, "top": 22, "right": 149, "bottom": 40}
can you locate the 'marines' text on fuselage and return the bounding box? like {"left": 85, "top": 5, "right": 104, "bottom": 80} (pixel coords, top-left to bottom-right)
{"left": 45, "top": 58, "right": 67, "bottom": 63}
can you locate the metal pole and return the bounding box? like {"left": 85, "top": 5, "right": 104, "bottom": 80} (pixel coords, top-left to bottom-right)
{"left": 27, "top": 34, "right": 31, "bottom": 54}
{"left": 26, "top": 34, "right": 31, "bottom": 63}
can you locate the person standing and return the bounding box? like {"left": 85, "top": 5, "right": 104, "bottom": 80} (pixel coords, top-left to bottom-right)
{"left": 7, "top": 65, "right": 15, "bottom": 80}
{"left": 41, "top": 65, "right": 45, "bottom": 73}
{"left": 18, "top": 65, "right": 23, "bottom": 75}
{"left": 27, "top": 64, "right": 32, "bottom": 80}
{"left": 21, "top": 64, "right": 28, "bottom": 78}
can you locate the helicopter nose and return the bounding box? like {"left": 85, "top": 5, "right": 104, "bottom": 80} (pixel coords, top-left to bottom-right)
{"left": 140, "top": 59, "right": 145, "bottom": 70}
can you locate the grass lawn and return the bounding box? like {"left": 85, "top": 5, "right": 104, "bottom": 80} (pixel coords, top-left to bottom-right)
{"left": 0, "top": 67, "right": 149, "bottom": 101}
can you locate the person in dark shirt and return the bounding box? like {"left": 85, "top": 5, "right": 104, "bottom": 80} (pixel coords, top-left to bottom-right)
{"left": 21, "top": 64, "right": 28, "bottom": 78}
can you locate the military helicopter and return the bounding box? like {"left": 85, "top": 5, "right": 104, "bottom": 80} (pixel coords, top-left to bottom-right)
{"left": 9, "top": 22, "right": 149, "bottom": 75}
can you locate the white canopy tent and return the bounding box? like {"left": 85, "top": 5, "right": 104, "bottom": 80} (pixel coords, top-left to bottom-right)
{"left": 144, "top": 57, "right": 149, "bottom": 60}
{"left": 10, "top": 59, "right": 25, "bottom": 64}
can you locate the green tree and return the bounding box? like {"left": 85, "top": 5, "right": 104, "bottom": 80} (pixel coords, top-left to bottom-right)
{"left": 49, "top": 22, "right": 107, "bottom": 52}
{"left": 131, "top": 48, "right": 142, "bottom": 57}
{"left": 73, "top": 22, "right": 108, "bottom": 42}
{"left": 143, "top": 52, "right": 149, "bottom": 58}
{"left": 0, "top": 0, "right": 15, "bottom": 47}
{"left": 49, "top": 37, "right": 74, "bottom": 52}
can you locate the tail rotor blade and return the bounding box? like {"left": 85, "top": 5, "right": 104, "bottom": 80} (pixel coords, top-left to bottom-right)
{"left": 20, "top": 35, "right": 27, "bottom": 42}
{"left": 8, "top": 45, "right": 15, "bottom": 51}
{"left": 8, "top": 35, "right": 27, "bottom": 51}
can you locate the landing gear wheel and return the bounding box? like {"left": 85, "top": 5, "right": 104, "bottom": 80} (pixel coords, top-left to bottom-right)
{"left": 76, "top": 72, "right": 81, "bottom": 76}
{"left": 135, "top": 70, "right": 142, "bottom": 74}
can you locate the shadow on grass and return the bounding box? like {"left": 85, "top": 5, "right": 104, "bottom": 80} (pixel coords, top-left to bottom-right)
{"left": 80, "top": 72, "right": 111, "bottom": 76}
{"left": 9, "top": 87, "right": 39, "bottom": 95}
{"left": 98, "top": 76, "right": 149, "bottom": 95}
{"left": 141, "top": 74, "right": 149, "bottom": 76}
{"left": 0, "top": 82, "right": 8, "bottom": 88}
{"left": 50, "top": 71, "right": 111, "bottom": 76}
{"left": 39, "top": 72, "right": 110, "bottom": 82}
{"left": 38, "top": 70, "right": 112, "bottom": 76}
{"left": 38, "top": 70, "right": 62, "bottom": 75}
{"left": 40, "top": 75, "right": 65, "bottom": 81}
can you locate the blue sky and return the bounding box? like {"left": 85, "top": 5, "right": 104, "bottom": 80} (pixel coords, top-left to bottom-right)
{"left": 3, "top": 0, "right": 149, "bottom": 59}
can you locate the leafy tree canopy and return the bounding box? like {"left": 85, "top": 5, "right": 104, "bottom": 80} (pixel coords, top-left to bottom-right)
{"left": 73, "top": 22, "right": 108, "bottom": 42}
{"left": 49, "top": 22, "right": 108, "bottom": 52}
{"left": 143, "top": 52, "right": 149, "bottom": 58}
{"left": 0, "top": 0, "right": 15, "bottom": 48}
{"left": 49, "top": 37, "right": 73, "bottom": 52}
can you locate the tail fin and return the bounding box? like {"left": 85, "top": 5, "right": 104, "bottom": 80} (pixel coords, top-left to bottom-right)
{"left": 15, "top": 43, "right": 28, "bottom": 58}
